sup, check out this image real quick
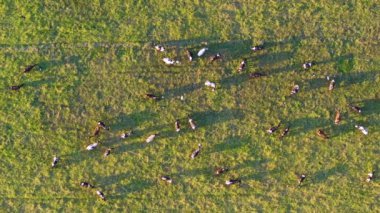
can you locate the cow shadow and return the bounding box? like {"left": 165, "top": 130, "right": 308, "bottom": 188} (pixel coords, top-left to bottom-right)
{"left": 362, "top": 99, "right": 380, "bottom": 116}
{"left": 190, "top": 108, "right": 245, "bottom": 128}
{"left": 210, "top": 135, "right": 251, "bottom": 154}
{"left": 306, "top": 70, "right": 379, "bottom": 90}
{"left": 109, "top": 110, "right": 158, "bottom": 132}
{"left": 108, "top": 179, "right": 155, "bottom": 199}
{"left": 313, "top": 163, "right": 348, "bottom": 183}
{"left": 288, "top": 117, "right": 330, "bottom": 135}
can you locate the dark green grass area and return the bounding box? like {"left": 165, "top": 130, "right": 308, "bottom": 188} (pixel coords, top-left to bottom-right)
{"left": 0, "top": 0, "right": 379, "bottom": 211}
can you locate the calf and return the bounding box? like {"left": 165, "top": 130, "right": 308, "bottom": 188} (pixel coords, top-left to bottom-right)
{"left": 104, "top": 148, "right": 112, "bottom": 157}
{"left": 51, "top": 156, "right": 59, "bottom": 168}
{"left": 334, "top": 110, "right": 341, "bottom": 125}
{"left": 80, "top": 182, "right": 94, "bottom": 188}
{"left": 86, "top": 142, "right": 98, "bottom": 151}
{"left": 355, "top": 125, "right": 368, "bottom": 135}
{"left": 191, "top": 144, "right": 202, "bottom": 159}
{"left": 225, "top": 179, "right": 241, "bottom": 186}
{"left": 161, "top": 176, "right": 173, "bottom": 184}
{"left": 163, "top": 58, "right": 179, "bottom": 65}
{"left": 197, "top": 47, "right": 208, "bottom": 57}
{"left": 146, "top": 93, "right": 163, "bottom": 100}
{"left": 205, "top": 80, "right": 216, "bottom": 91}
{"left": 175, "top": 119, "right": 181, "bottom": 132}
{"left": 328, "top": 79, "right": 335, "bottom": 91}
{"left": 97, "top": 121, "right": 109, "bottom": 130}
{"left": 188, "top": 117, "right": 197, "bottom": 130}
{"left": 121, "top": 131, "right": 133, "bottom": 139}
{"left": 215, "top": 167, "right": 229, "bottom": 175}
{"left": 186, "top": 49, "right": 194, "bottom": 62}
{"left": 350, "top": 105, "right": 362, "bottom": 114}
{"left": 251, "top": 45, "right": 264, "bottom": 52}
{"left": 267, "top": 122, "right": 281, "bottom": 134}
{"left": 237, "top": 59, "right": 247, "bottom": 72}
{"left": 96, "top": 190, "right": 106, "bottom": 201}
{"left": 154, "top": 45, "right": 165, "bottom": 52}
{"left": 279, "top": 126, "right": 290, "bottom": 139}
{"left": 24, "top": 64, "right": 38, "bottom": 73}
{"left": 302, "top": 62, "right": 314, "bottom": 69}
{"left": 366, "top": 171, "right": 374, "bottom": 182}
{"left": 317, "top": 129, "right": 329, "bottom": 139}
{"left": 291, "top": 85, "right": 300, "bottom": 95}
{"left": 209, "top": 53, "right": 222, "bottom": 62}
{"left": 298, "top": 174, "right": 306, "bottom": 186}
{"left": 146, "top": 133, "right": 158, "bottom": 143}
{"left": 9, "top": 84, "right": 24, "bottom": 91}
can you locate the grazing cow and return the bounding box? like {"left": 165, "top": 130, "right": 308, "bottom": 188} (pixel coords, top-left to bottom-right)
{"left": 350, "top": 105, "right": 362, "bottom": 114}
{"left": 161, "top": 176, "right": 173, "bottom": 184}
{"left": 366, "top": 171, "right": 374, "bottom": 182}
{"left": 197, "top": 47, "right": 208, "bottom": 57}
{"left": 86, "top": 142, "right": 98, "bottom": 151}
{"left": 215, "top": 167, "right": 229, "bottom": 175}
{"left": 205, "top": 80, "right": 216, "bottom": 91}
{"left": 302, "top": 62, "right": 314, "bottom": 69}
{"left": 188, "top": 117, "right": 197, "bottom": 130}
{"left": 97, "top": 121, "right": 109, "bottom": 130}
{"left": 267, "top": 122, "right": 281, "bottom": 134}
{"left": 175, "top": 119, "right": 181, "bottom": 132}
{"left": 24, "top": 64, "right": 38, "bottom": 73}
{"left": 355, "top": 125, "right": 368, "bottom": 135}
{"left": 334, "top": 110, "right": 341, "bottom": 125}
{"left": 154, "top": 45, "right": 165, "bottom": 52}
{"left": 225, "top": 179, "right": 241, "bottom": 186}
{"left": 209, "top": 53, "right": 222, "bottom": 62}
{"left": 96, "top": 190, "right": 106, "bottom": 201}
{"left": 104, "top": 148, "right": 112, "bottom": 157}
{"left": 89, "top": 126, "right": 101, "bottom": 138}
{"left": 163, "top": 58, "right": 179, "bottom": 65}
{"left": 191, "top": 144, "right": 202, "bottom": 159}
{"left": 9, "top": 84, "right": 24, "bottom": 90}
{"left": 121, "top": 131, "right": 133, "bottom": 139}
{"left": 186, "top": 49, "right": 194, "bottom": 62}
{"left": 317, "top": 129, "right": 329, "bottom": 139}
{"left": 146, "top": 93, "right": 163, "bottom": 100}
{"left": 291, "top": 85, "right": 300, "bottom": 95}
{"left": 51, "top": 156, "right": 59, "bottom": 168}
{"left": 328, "top": 79, "right": 335, "bottom": 91}
{"left": 249, "top": 72, "right": 266, "bottom": 79}
{"left": 80, "top": 182, "right": 94, "bottom": 188}
{"left": 251, "top": 45, "right": 264, "bottom": 52}
{"left": 298, "top": 174, "right": 306, "bottom": 186}
{"left": 279, "top": 126, "right": 290, "bottom": 139}
{"left": 237, "top": 59, "right": 247, "bottom": 72}
{"left": 146, "top": 133, "right": 158, "bottom": 143}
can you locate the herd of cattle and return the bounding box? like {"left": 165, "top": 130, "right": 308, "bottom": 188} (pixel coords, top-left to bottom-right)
{"left": 10, "top": 42, "right": 375, "bottom": 201}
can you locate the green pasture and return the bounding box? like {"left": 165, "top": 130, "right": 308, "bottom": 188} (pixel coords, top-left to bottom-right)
{"left": 0, "top": 0, "right": 379, "bottom": 211}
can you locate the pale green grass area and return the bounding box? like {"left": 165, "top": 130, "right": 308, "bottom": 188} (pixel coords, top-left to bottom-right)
{"left": 0, "top": 0, "right": 379, "bottom": 212}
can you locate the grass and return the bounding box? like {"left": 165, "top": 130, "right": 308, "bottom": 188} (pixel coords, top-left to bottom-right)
{"left": 0, "top": 0, "right": 379, "bottom": 211}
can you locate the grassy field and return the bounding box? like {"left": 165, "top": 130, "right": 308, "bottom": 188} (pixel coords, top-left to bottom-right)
{"left": 0, "top": 0, "right": 379, "bottom": 211}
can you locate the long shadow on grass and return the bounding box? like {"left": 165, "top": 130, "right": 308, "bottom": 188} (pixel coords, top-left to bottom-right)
{"left": 209, "top": 135, "right": 251, "bottom": 154}
{"left": 190, "top": 108, "right": 245, "bottom": 128}
{"left": 288, "top": 117, "right": 331, "bottom": 135}
{"left": 109, "top": 110, "right": 159, "bottom": 132}
{"left": 306, "top": 70, "right": 379, "bottom": 90}
{"left": 362, "top": 99, "right": 380, "bottom": 122}
{"left": 163, "top": 72, "right": 250, "bottom": 99}
{"left": 108, "top": 179, "right": 155, "bottom": 199}
{"left": 312, "top": 163, "right": 348, "bottom": 183}
{"left": 161, "top": 38, "right": 252, "bottom": 61}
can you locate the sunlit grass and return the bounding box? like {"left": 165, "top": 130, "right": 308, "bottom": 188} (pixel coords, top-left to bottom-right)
{"left": 0, "top": 0, "right": 379, "bottom": 211}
